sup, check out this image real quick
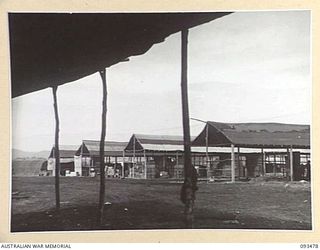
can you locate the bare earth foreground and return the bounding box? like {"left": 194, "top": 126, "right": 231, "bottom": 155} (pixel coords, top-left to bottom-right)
{"left": 11, "top": 177, "right": 312, "bottom": 232}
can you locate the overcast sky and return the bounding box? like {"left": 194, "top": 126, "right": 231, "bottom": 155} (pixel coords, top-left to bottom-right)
{"left": 12, "top": 11, "right": 311, "bottom": 152}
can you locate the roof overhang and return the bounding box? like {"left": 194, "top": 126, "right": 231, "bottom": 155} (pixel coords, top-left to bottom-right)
{"left": 9, "top": 12, "right": 231, "bottom": 97}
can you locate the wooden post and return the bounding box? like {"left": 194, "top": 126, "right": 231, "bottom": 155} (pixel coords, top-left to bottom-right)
{"left": 176, "top": 151, "right": 179, "bottom": 179}
{"left": 97, "top": 68, "right": 107, "bottom": 225}
{"left": 115, "top": 156, "right": 117, "bottom": 177}
{"left": 237, "top": 147, "right": 240, "bottom": 178}
{"left": 144, "top": 149, "right": 147, "bottom": 179}
{"left": 261, "top": 148, "right": 265, "bottom": 176}
{"left": 52, "top": 86, "right": 60, "bottom": 210}
{"left": 80, "top": 142, "right": 83, "bottom": 170}
{"left": 163, "top": 152, "right": 166, "bottom": 172}
{"left": 52, "top": 146, "right": 55, "bottom": 176}
{"left": 180, "top": 29, "right": 196, "bottom": 228}
{"left": 122, "top": 150, "right": 125, "bottom": 178}
{"left": 205, "top": 124, "right": 209, "bottom": 181}
{"left": 231, "top": 144, "right": 235, "bottom": 183}
{"left": 287, "top": 148, "right": 289, "bottom": 178}
{"left": 133, "top": 136, "right": 136, "bottom": 178}
{"left": 192, "top": 153, "right": 195, "bottom": 166}
{"left": 290, "top": 146, "right": 294, "bottom": 181}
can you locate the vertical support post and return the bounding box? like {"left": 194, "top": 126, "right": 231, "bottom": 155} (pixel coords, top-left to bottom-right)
{"left": 176, "top": 151, "right": 179, "bottom": 179}
{"left": 163, "top": 151, "right": 166, "bottom": 174}
{"left": 144, "top": 149, "right": 147, "bottom": 179}
{"left": 287, "top": 148, "right": 290, "bottom": 178}
{"left": 52, "top": 86, "right": 60, "bottom": 210}
{"left": 80, "top": 142, "right": 83, "bottom": 175}
{"left": 180, "top": 29, "right": 196, "bottom": 228}
{"left": 261, "top": 148, "right": 265, "bottom": 176}
{"left": 237, "top": 147, "right": 240, "bottom": 178}
{"left": 122, "top": 150, "right": 125, "bottom": 178}
{"left": 192, "top": 153, "right": 195, "bottom": 166}
{"left": 97, "top": 68, "right": 107, "bottom": 225}
{"left": 133, "top": 136, "right": 136, "bottom": 179}
{"left": 231, "top": 144, "right": 235, "bottom": 183}
{"left": 290, "top": 146, "right": 294, "bottom": 181}
{"left": 205, "top": 124, "right": 209, "bottom": 181}
{"left": 115, "top": 156, "right": 117, "bottom": 177}
{"left": 52, "top": 146, "right": 55, "bottom": 177}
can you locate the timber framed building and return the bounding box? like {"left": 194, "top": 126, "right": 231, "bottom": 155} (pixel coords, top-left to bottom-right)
{"left": 192, "top": 121, "right": 311, "bottom": 181}
{"left": 74, "top": 140, "right": 128, "bottom": 176}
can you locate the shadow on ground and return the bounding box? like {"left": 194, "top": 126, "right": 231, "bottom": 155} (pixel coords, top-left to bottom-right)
{"left": 11, "top": 200, "right": 311, "bottom": 232}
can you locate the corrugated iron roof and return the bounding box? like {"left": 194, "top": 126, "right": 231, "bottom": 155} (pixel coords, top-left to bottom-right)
{"left": 192, "top": 121, "right": 310, "bottom": 148}
{"left": 139, "top": 144, "right": 311, "bottom": 153}
{"left": 76, "top": 140, "right": 127, "bottom": 156}
{"left": 125, "top": 134, "right": 195, "bottom": 152}
{"left": 135, "top": 134, "right": 186, "bottom": 145}
{"left": 142, "top": 144, "right": 184, "bottom": 152}
{"left": 49, "top": 145, "right": 78, "bottom": 158}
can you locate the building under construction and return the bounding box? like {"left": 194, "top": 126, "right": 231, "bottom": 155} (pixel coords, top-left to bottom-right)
{"left": 44, "top": 121, "right": 311, "bottom": 181}
{"left": 74, "top": 140, "right": 128, "bottom": 177}
{"left": 123, "top": 131, "right": 311, "bottom": 181}
{"left": 192, "top": 121, "right": 311, "bottom": 181}
{"left": 46, "top": 145, "right": 79, "bottom": 176}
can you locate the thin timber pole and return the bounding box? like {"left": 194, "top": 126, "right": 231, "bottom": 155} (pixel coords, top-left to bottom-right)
{"left": 176, "top": 151, "right": 179, "bottom": 178}
{"left": 231, "top": 144, "right": 235, "bottom": 183}
{"left": 237, "top": 147, "right": 240, "bottom": 178}
{"left": 290, "top": 146, "right": 294, "bottom": 181}
{"left": 122, "top": 150, "right": 125, "bottom": 178}
{"left": 261, "top": 148, "right": 265, "bottom": 176}
{"left": 133, "top": 136, "right": 136, "bottom": 178}
{"left": 80, "top": 142, "right": 83, "bottom": 160}
{"left": 180, "top": 29, "right": 196, "bottom": 228}
{"left": 115, "top": 157, "right": 118, "bottom": 176}
{"left": 97, "top": 68, "right": 107, "bottom": 225}
{"left": 144, "top": 149, "right": 147, "bottom": 179}
{"left": 52, "top": 86, "right": 60, "bottom": 210}
{"left": 205, "top": 124, "right": 209, "bottom": 181}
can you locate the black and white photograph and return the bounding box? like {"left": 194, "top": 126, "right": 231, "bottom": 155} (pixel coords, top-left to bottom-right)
{"left": 9, "top": 11, "right": 312, "bottom": 233}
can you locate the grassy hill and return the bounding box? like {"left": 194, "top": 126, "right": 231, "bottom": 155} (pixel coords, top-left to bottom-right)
{"left": 12, "top": 149, "right": 50, "bottom": 160}
{"left": 12, "top": 159, "right": 46, "bottom": 176}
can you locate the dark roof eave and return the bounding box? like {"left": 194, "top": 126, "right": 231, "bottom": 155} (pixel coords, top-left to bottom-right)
{"left": 208, "top": 143, "right": 310, "bottom": 149}
{"left": 10, "top": 12, "right": 231, "bottom": 97}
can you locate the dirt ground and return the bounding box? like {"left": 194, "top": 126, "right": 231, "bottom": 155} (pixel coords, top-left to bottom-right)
{"left": 11, "top": 177, "right": 312, "bottom": 232}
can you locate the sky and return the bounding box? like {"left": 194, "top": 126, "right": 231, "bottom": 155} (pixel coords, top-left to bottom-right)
{"left": 12, "top": 11, "right": 311, "bottom": 152}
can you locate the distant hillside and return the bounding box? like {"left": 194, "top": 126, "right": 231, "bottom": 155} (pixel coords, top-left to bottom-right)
{"left": 12, "top": 149, "right": 50, "bottom": 160}
{"left": 12, "top": 159, "right": 46, "bottom": 176}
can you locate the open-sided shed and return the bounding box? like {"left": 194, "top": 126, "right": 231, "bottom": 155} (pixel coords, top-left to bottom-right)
{"left": 75, "top": 140, "right": 127, "bottom": 176}
{"left": 124, "top": 134, "right": 260, "bottom": 179}
{"left": 192, "top": 121, "right": 311, "bottom": 181}
{"left": 47, "top": 145, "right": 79, "bottom": 176}
{"left": 124, "top": 134, "right": 186, "bottom": 179}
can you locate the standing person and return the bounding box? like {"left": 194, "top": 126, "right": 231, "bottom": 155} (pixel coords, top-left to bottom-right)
{"left": 180, "top": 166, "right": 198, "bottom": 204}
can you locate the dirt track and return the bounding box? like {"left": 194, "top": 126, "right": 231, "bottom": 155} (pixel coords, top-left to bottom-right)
{"left": 11, "top": 177, "right": 312, "bottom": 231}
